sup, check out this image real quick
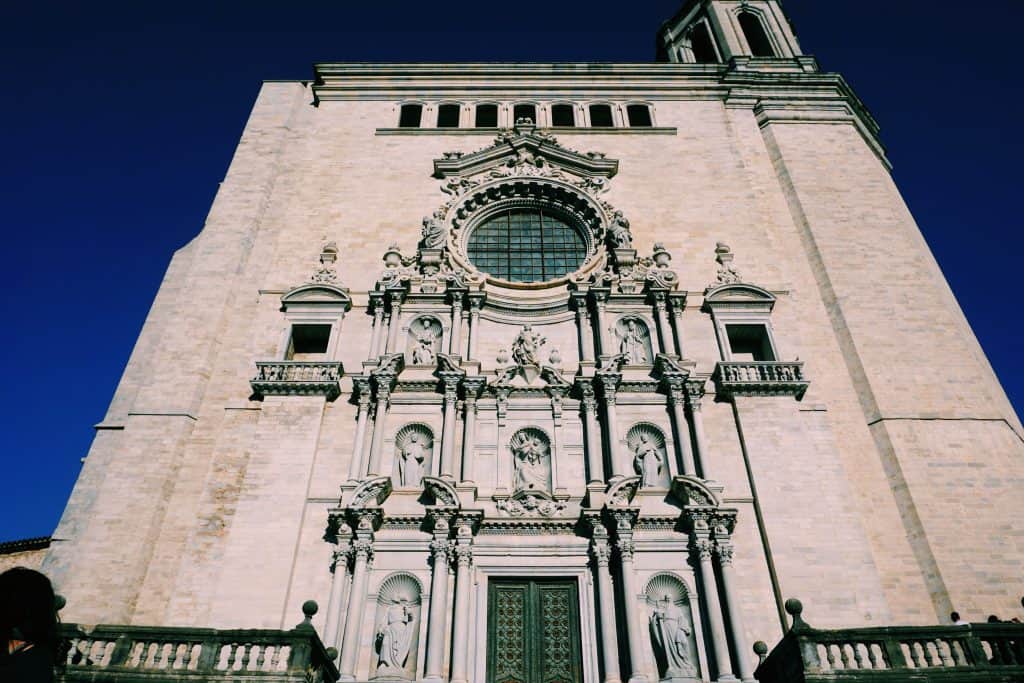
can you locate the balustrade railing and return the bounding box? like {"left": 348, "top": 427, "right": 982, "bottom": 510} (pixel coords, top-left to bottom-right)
{"left": 250, "top": 360, "right": 344, "bottom": 400}
{"left": 715, "top": 360, "right": 808, "bottom": 399}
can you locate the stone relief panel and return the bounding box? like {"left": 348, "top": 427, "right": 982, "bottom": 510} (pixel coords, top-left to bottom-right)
{"left": 372, "top": 573, "right": 423, "bottom": 681}
{"left": 615, "top": 316, "right": 654, "bottom": 365}
{"left": 627, "top": 423, "right": 670, "bottom": 489}
{"left": 644, "top": 574, "right": 701, "bottom": 682}
{"left": 406, "top": 317, "right": 443, "bottom": 366}
{"left": 510, "top": 427, "right": 552, "bottom": 494}
{"left": 392, "top": 424, "right": 434, "bottom": 489}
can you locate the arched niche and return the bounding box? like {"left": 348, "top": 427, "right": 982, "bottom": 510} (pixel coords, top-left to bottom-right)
{"left": 371, "top": 572, "right": 423, "bottom": 680}
{"left": 627, "top": 423, "right": 671, "bottom": 489}
{"left": 393, "top": 424, "right": 434, "bottom": 489}
{"left": 615, "top": 316, "right": 655, "bottom": 365}
{"left": 509, "top": 427, "right": 552, "bottom": 494}
{"left": 644, "top": 573, "right": 702, "bottom": 681}
{"left": 406, "top": 316, "right": 443, "bottom": 367}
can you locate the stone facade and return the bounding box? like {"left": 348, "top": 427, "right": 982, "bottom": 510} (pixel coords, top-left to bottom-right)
{"left": 41, "top": 2, "right": 1024, "bottom": 682}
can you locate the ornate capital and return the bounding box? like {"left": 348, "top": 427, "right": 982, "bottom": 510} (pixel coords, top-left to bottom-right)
{"left": 352, "top": 538, "right": 375, "bottom": 564}
{"left": 686, "top": 379, "right": 706, "bottom": 411}
{"left": 430, "top": 539, "right": 454, "bottom": 565}
{"left": 716, "top": 541, "right": 735, "bottom": 566}
{"left": 453, "top": 544, "right": 474, "bottom": 567}
{"left": 590, "top": 539, "right": 613, "bottom": 567}
{"left": 694, "top": 537, "right": 714, "bottom": 562}
{"left": 597, "top": 373, "right": 620, "bottom": 403}
{"left": 616, "top": 538, "right": 636, "bottom": 561}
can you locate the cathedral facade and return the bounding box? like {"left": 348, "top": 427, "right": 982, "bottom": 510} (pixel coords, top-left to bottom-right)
{"left": 42, "top": 2, "right": 1024, "bottom": 682}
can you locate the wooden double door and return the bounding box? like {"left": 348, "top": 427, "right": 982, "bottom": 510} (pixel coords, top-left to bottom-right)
{"left": 487, "top": 578, "right": 583, "bottom": 683}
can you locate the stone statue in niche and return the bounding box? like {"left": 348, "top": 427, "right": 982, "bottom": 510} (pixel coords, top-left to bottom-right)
{"left": 511, "top": 432, "right": 551, "bottom": 493}
{"left": 419, "top": 214, "right": 446, "bottom": 250}
{"left": 511, "top": 325, "right": 546, "bottom": 367}
{"left": 375, "top": 601, "right": 415, "bottom": 675}
{"left": 607, "top": 210, "right": 633, "bottom": 249}
{"left": 619, "top": 319, "right": 650, "bottom": 365}
{"left": 411, "top": 319, "right": 438, "bottom": 365}
{"left": 650, "top": 595, "right": 697, "bottom": 678}
{"left": 633, "top": 433, "right": 664, "bottom": 487}
{"left": 398, "top": 434, "right": 426, "bottom": 487}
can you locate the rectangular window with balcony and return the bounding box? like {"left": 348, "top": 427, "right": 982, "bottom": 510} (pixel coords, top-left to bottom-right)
{"left": 726, "top": 324, "right": 775, "bottom": 361}
{"left": 286, "top": 324, "right": 331, "bottom": 361}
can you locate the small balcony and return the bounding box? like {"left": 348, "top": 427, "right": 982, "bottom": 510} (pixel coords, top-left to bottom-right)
{"left": 250, "top": 361, "right": 344, "bottom": 401}
{"left": 714, "top": 360, "right": 808, "bottom": 400}
{"left": 755, "top": 600, "right": 1024, "bottom": 682}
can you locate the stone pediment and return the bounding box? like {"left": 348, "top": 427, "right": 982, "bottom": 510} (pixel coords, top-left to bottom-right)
{"left": 280, "top": 283, "right": 352, "bottom": 309}
{"left": 703, "top": 283, "right": 776, "bottom": 314}
{"left": 491, "top": 364, "right": 571, "bottom": 390}
{"left": 433, "top": 120, "right": 619, "bottom": 184}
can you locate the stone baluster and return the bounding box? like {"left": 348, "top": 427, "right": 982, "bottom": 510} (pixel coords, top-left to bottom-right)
{"left": 368, "top": 293, "right": 385, "bottom": 360}
{"left": 587, "top": 513, "right": 621, "bottom": 683}
{"left": 449, "top": 516, "right": 478, "bottom": 683}
{"left": 439, "top": 375, "right": 461, "bottom": 479}
{"left": 687, "top": 380, "right": 710, "bottom": 478}
{"left": 669, "top": 294, "right": 685, "bottom": 357}
{"left": 449, "top": 291, "right": 465, "bottom": 356}
{"left": 665, "top": 377, "right": 697, "bottom": 477}
{"left": 573, "top": 292, "right": 595, "bottom": 363}
{"left": 467, "top": 293, "right": 485, "bottom": 361}
{"left": 598, "top": 372, "right": 626, "bottom": 478}
{"left": 347, "top": 378, "right": 373, "bottom": 480}
{"left": 365, "top": 381, "right": 392, "bottom": 476}
{"left": 612, "top": 509, "right": 651, "bottom": 683}
{"left": 424, "top": 513, "right": 454, "bottom": 683}
{"left": 385, "top": 290, "right": 404, "bottom": 354}
{"left": 578, "top": 381, "right": 605, "bottom": 484}
{"left": 337, "top": 512, "right": 378, "bottom": 682}
{"left": 460, "top": 378, "right": 484, "bottom": 482}
{"left": 652, "top": 291, "right": 674, "bottom": 357}
{"left": 692, "top": 512, "right": 735, "bottom": 681}
{"left": 715, "top": 515, "right": 755, "bottom": 682}
{"left": 592, "top": 289, "right": 611, "bottom": 357}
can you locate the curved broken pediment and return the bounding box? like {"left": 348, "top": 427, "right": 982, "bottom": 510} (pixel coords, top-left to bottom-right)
{"left": 670, "top": 476, "right": 721, "bottom": 509}
{"left": 349, "top": 476, "right": 393, "bottom": 508}
{"left": 422, "top": 476, "right": 460, "bottom": 508}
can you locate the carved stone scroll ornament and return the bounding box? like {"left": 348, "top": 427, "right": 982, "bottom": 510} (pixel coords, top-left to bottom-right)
{"left": 349, "top": 476, "right": 393, "bottom": 508}
{"left": 495, "top": 491, "right": 566, "bottom": 517}
{"left": 422, "top": 476, "right": 460, "bottom": 507}
{"left": 714, "top": 241, "right": 742, "bottom": 285}
{"left": 606, "top": 476, "right": 642, "bottom": 507}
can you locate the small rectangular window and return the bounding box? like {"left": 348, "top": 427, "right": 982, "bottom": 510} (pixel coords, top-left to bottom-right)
{"left": 476, "top": 104, "right": 498, "bottom": 127}
{"left": 398, "top": 104, "right": 422, "bottom": 128}
{"left": 286, "top": 324, "right": 331, "bottom": 361}
{"left": 726, "top": 325, "right": 775, "bottom": 362}
{"left": 551, "top": 104, "right": 575, "bottom": 127}
{"left": 589, "top": 104, "right": 614, "bottom": 127}
{"left": 513, "top": 104, "right": 537, "bottom": 125}
{"left": 437, "top": 104, "right": 461, "bottom": 128}
{"left": 626, "top": 104, "right": 653, "bottom": 128}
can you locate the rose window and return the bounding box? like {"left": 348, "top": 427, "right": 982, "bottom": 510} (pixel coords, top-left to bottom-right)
{"left": 466, "top": 208, "right": 587, "bottom": 283}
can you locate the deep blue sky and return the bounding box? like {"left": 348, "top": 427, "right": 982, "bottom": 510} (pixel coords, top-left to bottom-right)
{"left": 2, "top": 1, "right": 1022, "bottom": 542}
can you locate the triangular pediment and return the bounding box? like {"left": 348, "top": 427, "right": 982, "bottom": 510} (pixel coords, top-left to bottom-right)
{"left": 433, "top": 120, "right": 619, "bottom": 182}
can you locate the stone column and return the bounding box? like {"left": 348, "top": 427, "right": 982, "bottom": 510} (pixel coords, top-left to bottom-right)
{"left": 579, "top": 382, "right": 605, "bottom": 484}
{"left": 467, "top": 293, "right": 485, "bottom": 361}
{"left": 368, "top": 294, "right": 386, "bottom": 360}
{"left": 495, "top": 389, "right": 511, "bottom": 494}
{"left": 593, "top": 290, "right": 611, "bottom": 357}
{"left": 715, "top": 517, "right": 755, "bottom": 682}
{"left": 612, "top": 509, "right": 651, "bottom": 683}
{"left": 385, "top": 290, "right": 404, "bottom": 354}
{"left": 598, "top": 372, "right": 626, "bottom": 478}
{"left": 573, "top": 293, "right": 595, "bottom": 363}
{"left": 687, "top": 380, "right": 709, "bottom": 478}
{"left": 652, "top": 291, "right": 674, "bottom": 357}
{"left": 337, "top": 530, "right": 374, "bottom": 682}
{"left": 460, "top": 378, "right": 484, "bottom": 482}
{"left": 588, "top": 515, "right": 621, "bottom": 683}
{"left": 323, "top": 515, "right": 351, "bottom": 657}
{"left": 449, "top": 518, "right": 477, "bottom": 683}
{"left": 439, "top": 376, "right": 461, "bottom": 479}
{"left": 347, "top": 378, "right": 372, "bottom": 480}
{"left": 424, "top": 513, "right": 454, "bottom": 683}
{"left": 365, "top": 383, "right": 391, "bottom": 476}
{"left": 449, "top": 293, "right": 464, "bottom": 356}
{"left": 692, "top": 513, "right": 735, "bottom": 681}
{"left": 665, "top": 378, "right": 696, "bottom": 477}
{"left": 669, "top": 294, "right": 686, "bottom": 357}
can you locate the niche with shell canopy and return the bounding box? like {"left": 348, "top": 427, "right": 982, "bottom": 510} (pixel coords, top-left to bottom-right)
{"left": 371, "top": 573, "right": 423, "bottom": 680}
{"left": 509, "top": 427, "right": 552, "bottom": 494}
{"left": 627, "top": 423, "right": 671, "bottom": 489}
{"left": 615, "top": 316, "right": 654, "bottom": 365}
{"left": 644, "top": 574, "right": 702, "bottom": 681}
{"left": 406, "top": 316, "right": 443, "bottom": 366}
{"left": 392, "top": 424, "right": 434, "bottom": 489}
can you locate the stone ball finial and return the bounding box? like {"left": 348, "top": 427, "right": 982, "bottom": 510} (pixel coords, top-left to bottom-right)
{"left": 302, "top": 600, "right": 319, "bottom": 617}
{"left": 326, "top": 647, "right": 339, "bottom": 661}
{"left": 753, "top": 640, "right": 768, "bottom": 662}
{"left": 54, "top": 594, "right": 66, "bottom": 612}
{"left": 785, "top": 598, "right": 810, "bottom": 630}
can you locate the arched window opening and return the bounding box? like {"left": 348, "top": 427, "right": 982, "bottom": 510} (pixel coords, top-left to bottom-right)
{"left": 551, "top": 104, "right": 575, "bottom": 127}
{"left": 690, "top": 22, "right": 720, "bottom": 63}
{"left": 398, "top": 104, "right": 422, "bottom": 128}
{"left": 738, "top": 12, "right": 776, "bottom": 57}
{"left": 627, "top": 104, "right": 653, "bottom": 128}
{"left": 475, "top": 103, "right": 498, "bottom": 128}
{"left": 437, "top": 104, "right": 461, "bottom": 128}
{"left": 467, "top": 208, "right": 587, "bottom": 283}
{"left": 513, "top": 103, "right": 537, "bottom": 125}
{"left": 589, "top": 104, "right": 614, "bottom": 127}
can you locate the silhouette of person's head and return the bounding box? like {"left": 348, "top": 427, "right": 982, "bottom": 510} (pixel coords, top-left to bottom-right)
{"left": 0, "top": 567, "right": 58, "bottom": 653}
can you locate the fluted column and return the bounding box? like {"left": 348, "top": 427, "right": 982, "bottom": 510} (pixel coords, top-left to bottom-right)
{"left": 467, "top": 293, "right": 485, "bottom": 361}
{"left": 588, "top": 514, "right": 621, "bottom": 683}
{"left": 579, "top": 382, "right": 605, "bottom": 484}
{"left": 385, "top": 290, "right": 404, "bottom": 354}
{"left": 365, "top": 383, "right": 391, "bottom": 476}
{"left": 693, "top": 513, "right": 735, "bottom": 681}
{"left": 449, "top": 517, "right": 477, "bottom": 683}
{"left": 449, "top": 292, "right": 464, "bottom": 356}
{"left": 593, "top": 290, "right": 611, "bottom": 357}
{"left": 573, "top": 292, "right": 595, "bottom": 363}
{"left": 460, "top": 379, "right": 484, "bottom": 482}
{"left": 439, "top": 376, "right": 461, "bottom": 479}
{"left": 715, "top": 516, "right": 755, "bottom": 682}
{"left": 347, "top": 378, "right": 372, "bottom": 480}
{"left": 598, "top": 372, "right": 626, "bottom": 478}
{"left": 665, "top": 377, "right": 696, "bottom": 477}
{"left": 612, "top": 509, "right": 651, "bottom": 683}
{"left": 687, "top": 380, "right": 709, "bottom": 478}
{"left": 337, "top": 531, "right": 374, "bottom": 682}
{"left": 368, "top": 294, "right": 386, "bottom": 360}
{"left": 424, "top": 513, "right": 453, "bottom": 683}
{"left": 652, "top": 291, "right": 674, "bottom": 356}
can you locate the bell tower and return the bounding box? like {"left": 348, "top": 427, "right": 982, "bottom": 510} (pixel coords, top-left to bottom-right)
{"left": 657, "top": 0, "right": 806, "bottom": 65}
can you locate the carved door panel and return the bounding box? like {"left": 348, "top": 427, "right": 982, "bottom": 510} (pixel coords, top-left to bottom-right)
{"left": 487, "top": 579, "right": 582, "bottom": 683}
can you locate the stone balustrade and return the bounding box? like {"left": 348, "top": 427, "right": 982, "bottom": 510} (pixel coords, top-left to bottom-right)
{"left": 754, "top": 600, "right": 1024, "bottom": 682}
{"left": 250, "top": 361, "right": 344, "bottom": 400}
{"left": 714, "top": 360, "right": 809, "bottom": 400}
